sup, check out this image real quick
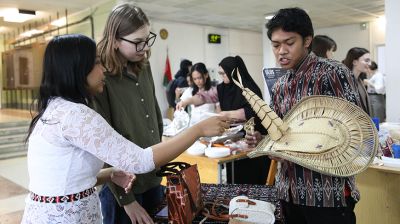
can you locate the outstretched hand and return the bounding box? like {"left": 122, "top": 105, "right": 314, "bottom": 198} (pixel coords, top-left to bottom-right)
{"left": 195, "top": 115, "right": 230, "bottom": 137}
{"left": 110, "top": 169, "right": 136, "bottom": 194}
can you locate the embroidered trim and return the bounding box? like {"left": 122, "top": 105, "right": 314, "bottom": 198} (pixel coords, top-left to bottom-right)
{"left": 30, "top": 187, "right": 96, "bottom": 203}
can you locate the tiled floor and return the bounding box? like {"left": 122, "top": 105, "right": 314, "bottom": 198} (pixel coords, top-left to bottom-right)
{"left": 0, "top": 157, "right": 28, "bottom": 224}
{"left": 0, "top": 109, "right": 31, "bottom": 223}
{"left": 0, "top": 109, "right": 32, "bottom": 123}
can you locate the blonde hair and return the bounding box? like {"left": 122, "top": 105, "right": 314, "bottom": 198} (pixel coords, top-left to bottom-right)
{"left": 97, "top": 3, "right": 151, "bottom": 75}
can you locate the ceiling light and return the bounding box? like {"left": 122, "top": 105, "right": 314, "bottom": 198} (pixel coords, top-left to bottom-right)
{"left": 51, "top": 17, "right": 67, "bottom": 27}
{"left": 0, "top": 8, "right": 36, "bottom": 23}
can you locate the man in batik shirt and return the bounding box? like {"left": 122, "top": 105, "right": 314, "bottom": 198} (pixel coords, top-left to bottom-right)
{"left": 265, "top": 7, "right": 361, "bottom": 224}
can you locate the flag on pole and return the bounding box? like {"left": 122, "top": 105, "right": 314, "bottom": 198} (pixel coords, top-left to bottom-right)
{"left": 163, "top": 51, "right": 172, "bottom": 87}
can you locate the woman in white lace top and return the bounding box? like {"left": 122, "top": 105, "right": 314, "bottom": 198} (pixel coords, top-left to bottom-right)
{"left": 21, "top": 34, "right": 228, "bottom": 224}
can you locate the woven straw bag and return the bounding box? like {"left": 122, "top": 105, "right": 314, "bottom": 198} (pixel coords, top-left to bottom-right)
{"left": 232, "top": 70, "right": 378, "bottom": 177}
{"left": 229, "top": 196, "right": 275, "bottom": 224}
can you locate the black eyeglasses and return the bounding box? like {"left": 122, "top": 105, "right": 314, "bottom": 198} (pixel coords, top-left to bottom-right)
{"left": 119, "top": 32, "right": 157, "bottom": 52}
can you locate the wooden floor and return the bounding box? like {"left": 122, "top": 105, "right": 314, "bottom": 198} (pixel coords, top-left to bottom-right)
{"left": 0, "top": 109, "right": 32, "bottom": 123}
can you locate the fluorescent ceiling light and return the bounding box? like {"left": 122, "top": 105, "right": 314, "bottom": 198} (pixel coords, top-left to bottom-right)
{"left": 51, "top": 17, "right": 67, "bottom": 27}
{"left": 0, "top": 8, "right": 36, "bottom": 23}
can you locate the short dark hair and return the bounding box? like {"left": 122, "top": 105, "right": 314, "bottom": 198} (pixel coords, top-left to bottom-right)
{"left": 342, "top": 47, "right": 369, "bottom": 71}
{"left": 27, "top": 34, "right": 97, "bottom": 140}
{"left": 266, "top": 7, "right": 314, "bottom": 40}
{"left": 311, "top": 35, "right": 337, "bottom": 58}
{"left": 370, "top": 61, "right": 378, "bottom": 71}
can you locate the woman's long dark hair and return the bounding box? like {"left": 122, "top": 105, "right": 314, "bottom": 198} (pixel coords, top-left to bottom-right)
{"left": 190, "top": 62, "right": 211, "bottom": 95}
{"left": 26, "top": 34, "right": 97, "bottom": 141}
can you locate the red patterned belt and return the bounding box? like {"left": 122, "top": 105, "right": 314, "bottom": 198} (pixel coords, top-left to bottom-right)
{"left": 30, "top": 187, "right": 96, "bottom": 203}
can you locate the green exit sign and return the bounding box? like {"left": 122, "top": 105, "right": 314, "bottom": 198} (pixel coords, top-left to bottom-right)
{"left": 208, "top": 34, "right": 221, "bottom": 44}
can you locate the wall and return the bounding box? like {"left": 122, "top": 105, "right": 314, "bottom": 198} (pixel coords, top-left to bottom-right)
{"left": 315, "top": 23, "right": 370, "bottom": 62}
{"left": 385, "top": 0, "right": 400, "bottom": 122}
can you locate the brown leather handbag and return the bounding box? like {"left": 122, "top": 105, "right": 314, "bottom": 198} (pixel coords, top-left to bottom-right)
{"left": 158, "top": 162, "right": 203, "bottom": 224}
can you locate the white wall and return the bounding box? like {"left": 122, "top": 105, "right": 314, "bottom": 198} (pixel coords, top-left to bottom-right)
{"left": 315, "top": 23, "right": 370, "bottom": 62}
{"left": 262, "top": 24, "right": 276, "bottom": 103}
{"left": 385, "top": 0, "right": 400, "bottom": 122}
{"left": 149, "top": 20, "right": 263, "bottom": 116}
{"left": 228, "top": 29, "right": 264, "bottom": 94}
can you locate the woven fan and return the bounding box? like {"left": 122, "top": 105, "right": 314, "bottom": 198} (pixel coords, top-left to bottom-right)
{"left": 232, "top": 69, "right": 378, "bottom": 177}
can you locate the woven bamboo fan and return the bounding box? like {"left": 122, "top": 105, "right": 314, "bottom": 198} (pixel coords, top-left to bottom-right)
{"left": 232, "top": 69, "right": 378, "bottom": 177}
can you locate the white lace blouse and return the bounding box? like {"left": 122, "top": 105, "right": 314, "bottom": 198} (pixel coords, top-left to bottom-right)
{"left": 27, "top": 97, "right": 155, "bottom": 196}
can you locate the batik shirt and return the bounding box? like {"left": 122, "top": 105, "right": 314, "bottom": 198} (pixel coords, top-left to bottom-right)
{"left": 270, "top": 52, "right": 362, "bottom": 207}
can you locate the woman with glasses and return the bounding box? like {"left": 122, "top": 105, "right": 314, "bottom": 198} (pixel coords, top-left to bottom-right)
{"left": 21, "top": 34, "right": 228, "bottom": 224}
{"left": 95, "top": 3, "right": 164, "bottom": 224}
{"left": 343, "top": 47, "right": 372, "bottom": 115}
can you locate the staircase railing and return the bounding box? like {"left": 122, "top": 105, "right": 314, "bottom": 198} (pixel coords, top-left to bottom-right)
{"left": 1, "top": 88, "right": 39, "bottom": 111}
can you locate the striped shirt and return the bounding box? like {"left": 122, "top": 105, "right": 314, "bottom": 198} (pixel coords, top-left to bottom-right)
{"left": 271, "top": 52, "right": 362, "bottom": 207}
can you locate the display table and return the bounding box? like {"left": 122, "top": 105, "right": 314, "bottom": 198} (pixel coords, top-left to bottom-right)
{"left": 355, "top": 164, "right": 400, "bottom": 224}
{"left": 153, "top": 183, "right": 282, "bottom": 224}
{"left": 162, "top": 135, "right": 251, "bottom": 184}
{"left": 170, "top": 150, "right": 250, "bottom": 184}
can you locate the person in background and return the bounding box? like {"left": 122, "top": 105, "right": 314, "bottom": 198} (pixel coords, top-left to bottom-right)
{"left": 176, "top": 62, "right": 220, "bottom": 125}
{"left": 176, "top": 73, "right": 194, "bottom": 114}
{"left": 167, "top": 59, "right": 193, "bottom": 108}
{"left": 217, "top": 55, "right": 270, "bottom": 184}
{"left": 343, "top": 47, "right": 372, "bottom": 115}
{"left": 21, "top": 34, "right": 228, "bottom": 223}
{"left": 365, "top": 61, "right": 386, "bottom": 121}
{"left": 177, "top": 73, "right": 194, "bottom": 102}
{"left": 247, "top": 7, "right": 362, "bottom": 224}
{"left": 311, "top": 34, "right": 337, "bottom": 59}
{"left": 94, "top": 3, "right": 167, "bottom": 223}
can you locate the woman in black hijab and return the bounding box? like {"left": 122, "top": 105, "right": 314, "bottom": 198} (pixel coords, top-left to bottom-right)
{"left": 218, "top": 56, "right": 270, "bottom": 184}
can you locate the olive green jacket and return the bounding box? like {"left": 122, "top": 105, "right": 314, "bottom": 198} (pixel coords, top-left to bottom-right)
{"left": 92, "top": 63, "right": 163, "bottom": 206}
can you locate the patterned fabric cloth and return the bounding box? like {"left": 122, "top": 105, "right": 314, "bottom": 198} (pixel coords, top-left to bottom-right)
{"left": 270, "top": 52, "right": 362, "bottom": 207}
{"left": 30, "top": 187, "right": 95, "bottom": 203}
{"left": 22, "top": 97, "right": 155, "bottom": 223}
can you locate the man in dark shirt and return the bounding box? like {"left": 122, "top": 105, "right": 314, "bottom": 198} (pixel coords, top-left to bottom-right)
{"left": 265, "top": 7, "right": 362, "bottom": 224}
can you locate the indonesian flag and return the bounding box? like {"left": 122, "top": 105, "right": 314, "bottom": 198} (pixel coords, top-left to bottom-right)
{"left": 163, "top": 54, "right": 172, "bottom": 87}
